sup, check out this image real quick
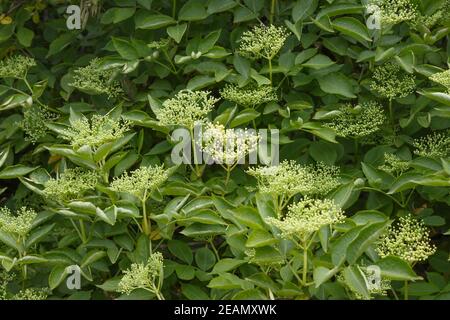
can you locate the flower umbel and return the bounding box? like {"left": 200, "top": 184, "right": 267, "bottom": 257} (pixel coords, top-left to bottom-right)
{"left": 110, "top": 165, "right": 169, "bottom": 201}
{"left": 247, "top": 161, "right": 340, "bottom": 211}
{"left": 43, "top": 168, "right": 98, "bottom": 202}
{"left": 378, "top": 153, "right": 410, "bottom": 175}
{"left": 325, "top": 102, "right": 386, "bottom": 138}
{"left": 370, "top": 63, "right": 416, "bottom": 100}
{"left": 429, "top": 69, "right": 450, "bottom": 93}
{"left": 70, "top": 58, "right": 123, "bottom": 98}
{"left": 199, "top": 122, "right": 259, "bottom": 166}
{"left": 12, "top": 288, "right": 48, "bottom": 300}
{"left": 238, "top": 24, "right": 289, "bottom": 60}
{"left": 413, "top": 131, "right": 450, "bottom": 159}
{"left": 267, "top": 197, "right": 345, "bottom": 239}
{"left": 220, "top": 84, "right": 277, "bottom": 108}
{"left": 0, "top": 55, "right": 36, "bottom": 79}
{"left": 155, "top": 90, "right": 218, "bottom": 129}
{"left": 61, "top": 114, "right": 130, "bottom": 149}
{"left": 118, "top": 252, "right": 164, "bottom": 299}
{"left": 369, "top": 0, "right": 418, "bottom": 25}
{"left": 0, "top": 207, "right": 37, "bottom": 237}
{"left": 21, "top": 106, "right": 58, "bottom": 143}
{"left": 376, "top": 215, "right": 436, "bottom": 264}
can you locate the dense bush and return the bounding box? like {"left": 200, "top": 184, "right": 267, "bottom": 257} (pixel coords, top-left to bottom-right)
{"left": 0, "top": 0, "right": 449, "bottom": 300}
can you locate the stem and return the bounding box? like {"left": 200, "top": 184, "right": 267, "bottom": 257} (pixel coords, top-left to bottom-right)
{"left": 155, "top": 290, "right": 165, "bottom": 300}
{"left": 302, "top": 246, "right": 308, "bottom": 284}
{"left": 389, "top": 99, "right": 394, "bottom": 127}
{"left": 141, "top": 192, "right": 150, "bottom": 236}
{"left": 225, "top": 167, "right": 231, "bottom": 187}
{"left": 268, "top": 58, "right": 273, "bottom": 84}
{"left": 79, "top": 220, "right": 87, "bottom": 243}
{"left": 162, "top": 48, "right": 178, "bottom": 74}
{"left": 404, "top": 281, "right": 409, "bottom": 300}
{"left": 209, "top": 239, "right": 220, "bottom": 261}
{"left": 70, "top": 219, "right": 83, "bottom": 242}
{"left": 391, "top": 288, "right": 399, "bottom": 300}
{"left": 190, "top": 128, "right": 202, "bottom": 178}
{"left": 270, "top": 0, "right": 276, "bottom": 24}
{"left": 172, "top": 0, "right": 176, "bottom": 19}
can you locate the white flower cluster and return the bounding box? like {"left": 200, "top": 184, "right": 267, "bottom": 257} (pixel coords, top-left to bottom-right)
{"left": 325, "top": 102, "right": 386, "bottom": 139}
{"left": 370, "top": 63, "right": 416, "bottom": 100}
{"left": 70, "top": 58, "right": 123, "bottom": 99}
{"left": 0, "top": 207, "right": 37, "bottom": 237}
{"left": 247, "top": 160, "right": 340, "bottom": 199}
{"left": 0, "top": 55, "right": 36, "bottom": 79}
{"left": 238, "top": 24, "right": 289, "bottom": 60}
{"left": 61, "top": 114, "right": 130, "bottom": 150}
{"left": 369, "top": 0, "right": 418, "bottom": 25}
{"left": 198, "top": 122, "right": 259, "bottom": 166}
{"left": 267, "top": 197, "right": 345, "bottom": 239}
{"left": 378, "top": 153, "right": 410, "bottom": 175}
{"left": 220, "top": 84, "right": 277, "bottom": 108}
{"left": 110, "top": 165, "right": 169, "bottom": 201}
{"left": 376, "top": 215, "right": 436, "bottom": 264}
{"left": 155, "top": 90, "right": 219, "bottom": 129}
{"left": 118, "top": 252, "right": 164, "bottom": 296}
{"left": 413, "top": 131, "right": 450, "bottom": 159}
{"left": 43, "top": 168, "right": 98, "bottom": 202}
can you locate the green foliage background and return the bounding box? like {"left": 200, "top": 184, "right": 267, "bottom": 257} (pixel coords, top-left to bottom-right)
{"left": 0, "top": 0, "right": 449, "bottom": 300}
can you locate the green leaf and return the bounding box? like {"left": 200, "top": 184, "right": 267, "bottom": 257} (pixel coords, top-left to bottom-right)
{"left": 331, "top": 226, "right": 362, "bottom": 266}
{"left": 303, "top": 54, "right": 335, "bottom": 69}
{"left": 101, "top": 7, "right": 135, "bottom": 24}
{"left": 195, "top": 247, "right": 216, "bottom": 271}
{"left": 314, "top": 266, "right": 339, "bottom": 288}
{"left": 49, "top": 265, "right": 69, "bottom": 290}
{"left": 211, "top": 258, "right": 245, "bottom": 274}
{"left": 309, "top": 141, "right": 338, "bottom": 164}
{"left": 208, "top": 273, "right": 247, "bottom": 290}
{"left": 0, "top": 230, "right": 21, "bottom": 251}
{"left": 135, "top": 12, "right": 176, "bottom": 30}
{"left": 97, "top": 206, "right": 117, "bottom": 226}
{"left": 233, "top": 206, "right": 266, "bottom": 230}
{"left": 292, "top": 0, "right": 318, "bottom": 22}
{"left": 112, "top": 37, "right": 140, "bottom": 60}
{"left": 317, "top": 72, "right": 356, "bottom": 98}
{"left": 332, "top": 17, "right": 371, "bottom": 43}
{"left": 376, "top": 256, "right": 422, "bottom": 281}
{"left": 47, "top": 33, "right": 75, "bottom": 57}
{"left": 181, "top": 283, "right": 210, "bottom": 300}
{"left": 346, "top": 221, "right": 390, "bottom": 264}
{"left": 25, "top": 224, "right": 55, "bottom": 249}
{"left": 80, "top": 250, "right": 106, "bottom": 268}
{"left": 343, "top": 265, "right": 370, "bottom": 299}
{"left": 316, "top": 4, "right": 363, "bottom": 20}
{"left": 419, "top": 90, "right": 450, "bottom": 106}
{"left": 207, "top": 0, "right": 237, "bottom": 14}
{"left": 168, "top": 240, "right": 193, "bottom": 264}
{"left": 167, "top": 23, "right": 187, "bottom": 43}
{"left": 361, "top": 162, "right": 394, "bottom": 190}
{"left": 16, "top": 27, "right": 34, "bottom": 47}
{"left": 179, "top": 0, "right": 208, "bottom": 21}
{"left": 230, "top": 108, "right": 260, "bottom": 127}
{"left": 187, "top": 75, "right": 216, "bottom": 90}
{"left": 0, "top": 165, "right": 38, "bottom": 179}
{"left": 246, "top": 229, "right": 277, "bottom": 248}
